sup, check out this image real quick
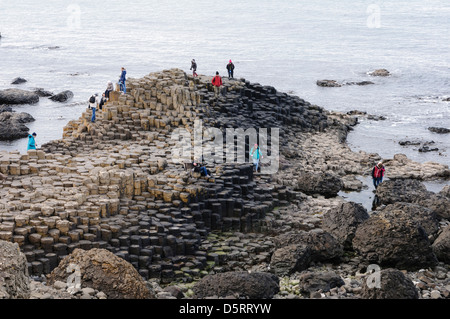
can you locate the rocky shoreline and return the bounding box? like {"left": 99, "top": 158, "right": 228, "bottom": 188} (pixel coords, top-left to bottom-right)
{"left": 1, "top": 69, "right": 449, "bottom": 299}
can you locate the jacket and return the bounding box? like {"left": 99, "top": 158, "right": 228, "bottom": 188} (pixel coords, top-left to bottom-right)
{"left": 250, "top": 146, "right": 262, "bottom": 160}
{"left": 212, "top": 75, "right": 222, "bottom": 87}
{"left": 372, "top": 165, "right": 385, "bottom": 178}
{"left": 226, "top": 63, "right": 235, "bottom": 71}
{"left": 27, "top": 135, "right": 36, "bottom": 150}
{"left": 119, "top": 70, "right": 126, "bottom": 83}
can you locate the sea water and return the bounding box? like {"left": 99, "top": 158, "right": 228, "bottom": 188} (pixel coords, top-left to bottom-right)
{"left": 1, "top": 0, "right": 449, "bottom": 175}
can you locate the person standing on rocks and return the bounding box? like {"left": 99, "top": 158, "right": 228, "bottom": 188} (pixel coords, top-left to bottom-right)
{"left": 119, "top": 67, "right": 127, "bottom": 94}
{"left": 212, "top": 71, "right": 222, "bottom": 98}
{"left": 27, "top": 132, "right": 37, "bottom": 150}
{"left": 372, "top": 161, "right": 385, "bottom": 189}
{"left": 250, "top": 143, "right": 263, "bottom": 172}
{"left": 89, "top": 93, "right": 99, "bottom": 123}
{"left": 190, "top": 59, "right": 198, "bottom": 77}
{"left": 226, "top": 60, "right": 235, "bottom": 79}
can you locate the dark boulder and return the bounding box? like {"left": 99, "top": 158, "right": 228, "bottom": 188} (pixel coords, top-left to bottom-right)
{"left": 295, "top": 171, "right": 343, "bottom": 197}
{"left": 49, "top": 90, "right": 74, "bottom": 102}
{"left": 316, "top": 80, "right": 342, "bottom": 87}
{"left": 11, "top": 77, "right": 27, "bottom": 85}
{"left": 432, "top": 225, "right": 450, "bottom": 263}
{"left": 297, "top": 271, "right": 345, "bottom": 295}
{"left": 0, "top": 105, "right": 13, "bottom": 113}
{"left": 428, "top": 127, "right": 450, "bottom": 134}
{"left": 360, "top": 268, "right": 419, "bottom": 299}
{"left": 322, "top": 202, "right": 370, "bottom": 249}
{"left": 0, "top": 111, "right": 35, "bottom": 141}
{"left": 193, "top": 272, "right": 279, "bottom": 299}
{"left": 0, "top": 88, "right": 39, "bottom": 105}
{"left": 353, "top": 209, "right": 438, "bottom": 270}
{"left": 34, "top": 88, "right": 54, "bottom": 97}
{"left": 269, "top": 244, "right": 311, "bottom": 276}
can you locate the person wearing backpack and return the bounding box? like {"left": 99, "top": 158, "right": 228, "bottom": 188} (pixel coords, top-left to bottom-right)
{"left": 211, "top": 71, "right": 222, "bottom": 98}
{"left": 89, "top": 93, "right": 99, "bottom": 122}
{"left": 250, "top": 143, "right": 263, "bottom": 172}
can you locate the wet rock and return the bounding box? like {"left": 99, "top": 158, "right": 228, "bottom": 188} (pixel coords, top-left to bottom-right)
{"left": 322, "top": 202, "right": 370, "bottom": 249}
{"left": 297, "top": 271, "right": 345, "bottom": 294}
{"left": 270, "top": 244, "right": 311, "bottom": 276}
{"left": 193, "top": 272, "right": 279, "bottom": 299}
{"left": 49, "top": 90, "right": 74, "bottom": 102}
{"left": 0, "top": 105, "right": 13, "bottom": 113}
{"left": 11, "top": 77, "right": 27, "bottom": 85}
{"left": 0, "top": 111, "right": 35, "bottom": 140}
{"left": 428, "top": 127, "right": 450, "bottom": 134}
{"left": 316, "top": 80, "right": 342, "bottom": 87}
{"left": 46, "top": 248, "right": 152, "bottom": 299}
{"left": 360, "top": 268, "right": 419, "bottom": 299}
{"left": 294, "top": 171, "right": 343, "bottom": 197}
{"left": 353, "top": 209, "right": 438, "bottom": 270}
{"left": 399, "top": 140, "right": 421, "bottom": 146}
{"left": 0, "top": 88, "right": 39, "bottom": 105}
{"left": 369, "top": 69, "right": 390, "bottom": 77}
{"left": 0, "top": 240, "right": 30, "bottom": 299}
{"left": 34, "top": 88, "right": 54, "bottom": 97}
{"left": 432, "top": 226, "right": 450, "bottom": 263}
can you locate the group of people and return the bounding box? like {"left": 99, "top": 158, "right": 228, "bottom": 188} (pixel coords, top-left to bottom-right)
{"left": 88, "top": 67, "right": 127, "bottom": 123}
{"left": 190, "top": 59, "right": 235, "bottom": 98}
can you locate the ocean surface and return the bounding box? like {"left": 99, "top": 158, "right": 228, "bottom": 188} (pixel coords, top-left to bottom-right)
{"left": 1, "top": 1, "right": 449, "bottom": 199}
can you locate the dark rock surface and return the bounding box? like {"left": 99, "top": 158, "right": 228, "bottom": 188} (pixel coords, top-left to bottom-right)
{"left": 11, "top": 77, "right": 27, "bottom": 85}
{"left": 49, "top": 90, "right": 74, "bottom": 102}
{"left": 432, "top": 226, "right": 450, "bottom": 263}
{"left": 428, "top": 127, "right": 450, "bottom": 134}
{"left": 297, "top": 271, "right": 345, "bottom": 294}
{"left": 360, "top": 268, "right": 419, "bottom": 299}
{"left": 369, "top": 69, "right": 390, "bottom": 76}
{"left": 0, "top": 240, "right": 31, "bottom": 299}
{"left": 270, "top": 244, "right": 311, "bottom": 276}
{"left": 316, "top": 80, "right": 342, "bottom": 87}
{"left": 193, "top": 271, "right": 279, "bottom": 299}
{"left": 0, "top": 111, "right": 35, "bottom": 140}
{"left": 294, "top": 171, "right": 343, "bottom": 197}
{"left": 34, "top": 88, "right": 54, "bottom": 97}
{"left": 0, "top": 88, "right": 39, "bottom": 105}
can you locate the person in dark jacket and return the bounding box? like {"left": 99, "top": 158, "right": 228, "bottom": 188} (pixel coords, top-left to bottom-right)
{"left": 190, "top": 59, "right": 198, "bottom": 77}
{"left": 226, "top": 60, "right": 235, "bottom": 79}
{"left": 372, "top": 161, "right": 385, "bottom": 189}
{"left": 192, "top": 161, "right": 209, "bottom": 177}
{"left": 119, "top": 67, "right": 127, "bottom": 94}
{"left": 211, "top": 71, "right": 222, "bottom": 97}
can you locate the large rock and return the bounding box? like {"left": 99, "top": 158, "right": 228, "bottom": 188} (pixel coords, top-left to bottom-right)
{"left": 295, "top": 171, "right": 343, "bottom": 197}
{"left": 49, "top": 90, "right": 74, "bottom": 102}
{"left": 376, "top": 179, "right": 450, "bottom": 219}
{"left": 34, "top": 88, "right": 54, "bottom": 97}
{"left": 0, "top": 111, "right": 35, "bottom": 140}
{"left": 432, "top": 226, "right": 450, "bottom": 263}
{"left": 273, "top": 229, "right": 343, "bottom": 262}
{"left": 46, "top": 248, "right": 152, "bottom": 299}
{"left": 353, "top": 209, "right": 437, "bottom": 270}
{"left": 297, "top": 271, "right": 345, "bottom": 294}
{"left": 0, "top": 88, "right": 39, "bottom": 104}
{"left": 11, "top": 77, "right": 27, "bottom": 85}
{"left": 428, "top": 127, "right": 450, "bottom": 134}
{"left": 193, "top": 272, "right": 279, "bottom": 299}
{"left": 369, "top": 69, "right": 390, "bottom": 77}
{"left": 322, "top": 202, "right": 370, "bottom": 249}
{"left": 0, "top": 240, "right": 31, "bottom": 299}
{"left": 377, "top": 202, "right": 439, "bottom": 239}
{"left": 316, "top": 80, "right": 342, "bottom": 87}
{"left": 270, "top": 244, "right": 311, "bottom": 276}
{"left": 360, "top": 268, "right": 419, "bottom": 299}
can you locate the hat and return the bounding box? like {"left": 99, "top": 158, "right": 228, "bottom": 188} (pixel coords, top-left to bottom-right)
{"left": 32, "top": 132, "right": 36, "bottom": 136}
{"left": 229, "top": 60, "right": 232, "bottom": 63}
{"left": 377, "top": 161, "right": 383, "bottom": 166}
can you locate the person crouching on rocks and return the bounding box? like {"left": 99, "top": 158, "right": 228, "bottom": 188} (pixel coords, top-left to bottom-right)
{"left": 27, "top": 132, "right": 37, "bottom": 151}
{"left": 105, "top": 81, "right": 114, "bottom": 99}
{"left": 192, "top": 162, "right": 209, "bottom": 177}
{"left": 372, "top": 161, "right": 385, "bottom": 189}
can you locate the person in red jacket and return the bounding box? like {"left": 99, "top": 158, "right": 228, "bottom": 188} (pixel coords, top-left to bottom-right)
{"left": 372, "top": 161, "right": 385, "bottom": 189}
{"left": 211, "top": 71, "right": 222, "bottom": 98}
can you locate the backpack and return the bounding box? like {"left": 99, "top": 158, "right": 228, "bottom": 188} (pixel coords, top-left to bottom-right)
{"left": 89, "top": 95, "right": 96, "bottom": 103}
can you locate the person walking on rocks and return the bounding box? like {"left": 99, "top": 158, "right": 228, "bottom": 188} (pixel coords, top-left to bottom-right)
{"left": 119, "top": 67, "right": 127, "bottom": 94}
{"left": 190, "top": 59, "right": 198, "bottom": 77}
{"left": 27, "top": 132, "right": 37, "bottom": 151}
{"left": 372, "top": 161, "right": 385, "bottom": 189}
{"left": 250, "top": 143, "right": 263, "bottom": 173}
{"left": 212, "top": 71, "right": 222, "bottom": 98}
{"left": 226, "top": 60, "right": 235, "bottom": 79}
{"left": 89, "top": 93, "right": 99, "bottom": 123}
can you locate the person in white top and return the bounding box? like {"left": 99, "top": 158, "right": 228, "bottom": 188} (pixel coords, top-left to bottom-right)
{"left": 89, "top": 93, "right": 100, "bottom": 122}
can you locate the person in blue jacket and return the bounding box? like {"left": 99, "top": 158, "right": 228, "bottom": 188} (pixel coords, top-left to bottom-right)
{"left": 27, "top": 132, "right": 37, "bottom": 150}
{"left": 250, "top": 143, "right": 263, "bottom": 172}
{"left": 118, "top": 67, "right": 127, "bottom": 94}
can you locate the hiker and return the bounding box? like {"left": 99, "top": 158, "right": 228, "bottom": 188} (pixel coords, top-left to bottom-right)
{"left": 192, "top": 161, "right": 209, "bottom": 177}
{"left": 89, "top": 93, "right": 99, "bottom": 122}
{"left": 250, "top": 143, "right": 263, "bottom": 172}
{"left": 118, "top": 67, "right": 127, "bottom": 94}
{"left": 211, "top": 71, "right": 222, "bottom": 97}
{"left": 105, "top": 81, "right": 114, "bottom": 99}
{"left": 190, "top": 59, "right": 198, "bottom": 77}
{"left": 372, "top": 161, "right": 385, "bottom": 189}
{"left": 226, "top": 60, "right": 235, "bottom": 79}
{"left": 27, "top": 132, "right": 37, "bottom": 151}
{"left": 99, "top": 93, "right": 107, "bottom": 110}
